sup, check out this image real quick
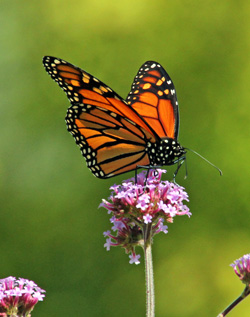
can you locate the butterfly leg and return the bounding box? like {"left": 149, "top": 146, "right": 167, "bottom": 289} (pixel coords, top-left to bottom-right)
{"left": 135, "top": 165, "right": 151, "bottom": 184}
{"left": 135, "top": 165, "right": 160, "bottom": 186}
{"left": 173, "top": 157, "right": 186, "bottom": 183}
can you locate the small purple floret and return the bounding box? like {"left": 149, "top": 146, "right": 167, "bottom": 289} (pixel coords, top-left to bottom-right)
{"left": 129, "top": 253, "right": 141, "bottom": 265}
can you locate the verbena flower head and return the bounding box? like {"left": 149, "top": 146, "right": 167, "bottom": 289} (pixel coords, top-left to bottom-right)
{"left": 231, "top": 254, "right": 250, "bottom": 286}
{"left": 0, "top": 276, "right": 45, "bottom": 317}
{"left": 100, "top": 169, "right": 190, "bottom": 264}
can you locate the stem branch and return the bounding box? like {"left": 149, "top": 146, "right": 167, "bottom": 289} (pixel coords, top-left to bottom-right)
{"left": 217, "top": 286, "right": 250, "bottom": 316}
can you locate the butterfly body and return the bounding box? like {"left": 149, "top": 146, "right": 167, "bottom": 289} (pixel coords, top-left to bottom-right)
{"left": 146, "top": 138, "right": 185, "bottom": 167}
{"left": 43, "top": 56, "right": 186, "bottom": 178}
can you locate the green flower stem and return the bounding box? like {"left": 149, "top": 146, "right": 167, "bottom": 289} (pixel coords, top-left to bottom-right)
{"left": 144, "top": 224, "right": 155, "bottom": 317}
{"left": 217, "top": 286, "right": 250, "bottom": 316}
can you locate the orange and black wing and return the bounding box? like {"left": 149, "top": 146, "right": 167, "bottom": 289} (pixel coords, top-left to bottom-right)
{"left": 43, "top": 56, "right": 156, "bottom": 138}
{"left": 126, "top": 61, "right": 179, "bottom": 139}
{"left": 65, "top": 103, "right": 152, "bottom": 178}
{"left": 42, "top": 56, "right": 157, "bottom": 178}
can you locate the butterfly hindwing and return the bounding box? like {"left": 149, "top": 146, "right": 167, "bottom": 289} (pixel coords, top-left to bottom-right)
{"left": 65, "top": 103, "right": 151, "bottom": 178}
{"left": 126, "top": 61, "right": 179, "bottom": 139}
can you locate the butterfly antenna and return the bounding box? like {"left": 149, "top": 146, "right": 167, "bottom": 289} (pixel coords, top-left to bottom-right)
{"left": 184, "top": 156, "right": 188, "bottom": 179}
{"left": 185, "top": 148, "right": 223, "bottom": 176}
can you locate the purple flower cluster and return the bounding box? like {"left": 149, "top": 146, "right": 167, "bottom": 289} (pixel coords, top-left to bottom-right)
{"left": 231, "top": 254, "right": 250, "bottom": 285}
{"left": 100, "top": 169, "right": 190, "bottom": 264}
{"left": 0, "top": 276, "right": 45, "bottom": 316}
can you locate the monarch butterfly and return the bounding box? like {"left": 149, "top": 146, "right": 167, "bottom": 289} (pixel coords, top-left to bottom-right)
{"left": 43, "top": 56, "right": 186, "bottom": 179}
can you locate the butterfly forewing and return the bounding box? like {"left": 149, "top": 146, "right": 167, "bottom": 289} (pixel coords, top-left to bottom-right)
{"left": 126, "top": 61, "right": 179, "bottom": 139}
{"left": 43, "top": 56, "right": 156, "bottom": 139}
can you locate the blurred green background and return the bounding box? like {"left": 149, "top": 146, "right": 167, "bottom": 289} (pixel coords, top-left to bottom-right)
{"left": 1, "top": 0, "right": 250, "bottom": 316}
